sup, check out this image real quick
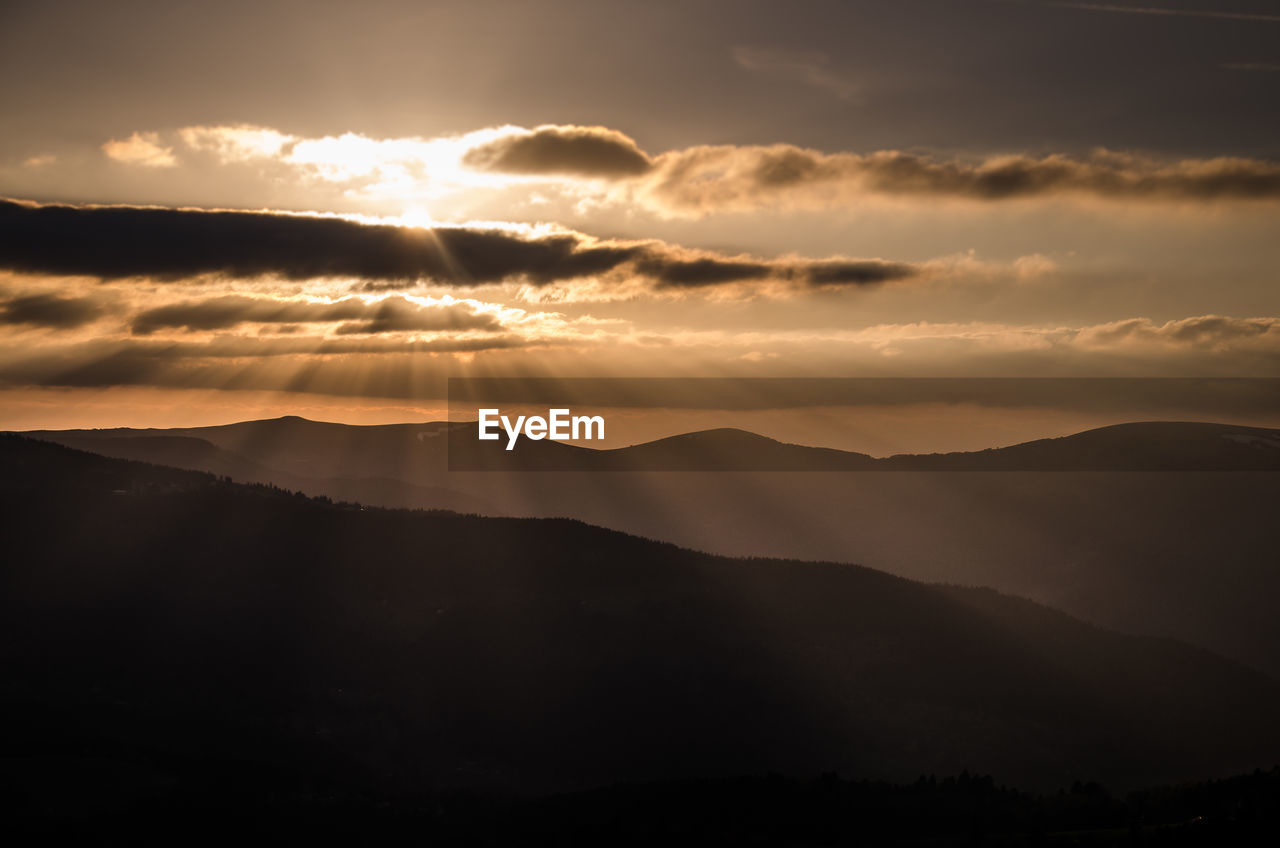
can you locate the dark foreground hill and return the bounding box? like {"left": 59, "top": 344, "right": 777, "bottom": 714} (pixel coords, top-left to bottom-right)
{"left": 3, "top": 434, "right": 1280, "bottom": 827}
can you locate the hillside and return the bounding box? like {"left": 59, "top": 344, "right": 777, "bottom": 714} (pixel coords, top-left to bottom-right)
{"left": 2, "top": 434, "right": 1279, "bottom": 811}
{"left": 881, "top": 421, "right": 1280, "bottom": 471}
{"left": 33, "top": 427, "right": 497, "bottom": 514}
{"left": 24, "top": 417, "right": 1280, "bottom": 473}
{"left": 20, "top": 417, "right": 1280, "bottom": 677}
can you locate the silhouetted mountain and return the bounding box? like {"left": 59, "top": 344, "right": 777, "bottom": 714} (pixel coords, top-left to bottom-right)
{"left": 3, "top": 434, "right": 1279, "bottom": 818}
{"left": 42, "top": 433, "right": 285, "bottom": 480}
{"left": 33, "top": 427, "right": 497, "bottom": 514}
{"left": 590, "top": 427, "right": 878, "bottom": 471}
{"left": 881, "top": 421, "right": 1280, "bottom": 471}
{"left": 452, "top": 420, "right": 1280, "bottom": 471}
{"left": 26, "top": 415, "right": 462, "bottom": 479}
{"left": 20, "top": 418, "right": 1280, "bottom": 679}
{"left": 25, "top": 417, "right": 1280, "bottom": 473}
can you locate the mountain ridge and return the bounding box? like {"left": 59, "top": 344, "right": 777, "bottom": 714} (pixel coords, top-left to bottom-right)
{"left": 14, "top": 418, "right": 1280, "bottom": 677}
{"left": 3, "top": 433, "right": 1279, "bottom": 798}
{"left": 20, "top": 417, "right": 1280, "bottom": 472}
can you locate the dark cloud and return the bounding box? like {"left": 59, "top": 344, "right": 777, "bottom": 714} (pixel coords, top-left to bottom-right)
{"left": 635, "top": 255, "right": 773, "bottom": 288}
{"left": 870, "top": 150, "right": 1280, "bottom": 200}
{"left": 1051, "top": 2, "right": 1280, "bottom": 25}
{"left": 639, "top": 145, "right": 1280, "bottom": 214}
{"left": 333, "top": 297, "right": 502, "bottom": 335}
{"left": 794, "top": 260, "right": 919, "bottom": 287}
{"left": 0, "top": 199, "right": 923, "bottom": 295}
{"left": 626, "top": 248, "right": 922, "bottom": 290}
{"left": 451, "top": 126, "right": 1280, "bottom": 210}
{"left": 133, "top": 295, "right": 356, "bottom": 333}
{"left": 0, "top": 293, "right": 104, "bottom": 328}
{"left": 0, "top": 335, "right": 532, "bottom": 393}
{"left": 131, "top": 294, "right": 500, "bottom": 335}
{"left": 462, "top": 125, "right": 653, "bottom": 178}
{"left": 0, "top": 198, "right": 635, "bottom": 286}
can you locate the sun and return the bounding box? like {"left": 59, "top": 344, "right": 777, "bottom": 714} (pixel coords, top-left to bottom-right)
{"left": 398, "top": 206, "right": 438, "bottom": 229}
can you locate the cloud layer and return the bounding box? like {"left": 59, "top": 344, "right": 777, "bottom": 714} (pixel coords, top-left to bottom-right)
{"left": 94, "top": 123, "right": 1280, "bottom": 218}
{"left": 0, "top": 198, "right": 919, "bottom": 293}
{"left": 131, "top": 294, "right": 502, "bottom": 336}
{"left": 462, "top": 125, "right": 652, "bottom": 178}
{"left": 637, "top": 144, "right": 1280, "bottom": 215}
{"left": 452, "top": 125, "right": 1280, "bottom": 213}
{"left": 4, "top": 312, "right": 1275, "bottom": 397}
{"left": 0, "top": 293, "right": 105, "bottom": 329}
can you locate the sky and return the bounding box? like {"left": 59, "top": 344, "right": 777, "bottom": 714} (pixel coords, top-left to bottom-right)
{"left": 1, "top": 0, "right": 1278, "bottom": 441}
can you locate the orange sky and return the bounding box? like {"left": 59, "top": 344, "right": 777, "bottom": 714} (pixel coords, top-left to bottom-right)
{"left": 1, "top": 1, "right": 1277, "bottom": 435}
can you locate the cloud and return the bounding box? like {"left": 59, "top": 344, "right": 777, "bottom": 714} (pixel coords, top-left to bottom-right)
{"left": 332, "top": 296, "right": 504, "bottom": 335}
{"left": 0, "top": 198, "right": 630, "bottom": 285}
{"left": 862, "top": 315, "right": 1280, "bottom": 354}
{"left": 451, "top": 126, "right": 1277, "bottom": 208}
{"left": 179, "top": 124, "right": 296, "bottom": 162}
{"left": 0, "top": 293, "right": 104, "bottom": 329}
{"left": 0, "top": 198, "right": 923, "bottom": 295}
{"left": 631, "top": 254, "right": 917, "bottom": 289}
{"left": 5, "top": 311, "right": 1275, "bottom": 397}
{"left": 101, "top": 132, "right": 177, "bottom": 168}
{"left": 446, "top": 127, "right": 1280, "bottom": 213}
{"left": 796, "top": 260, "right": 921, "bottom": 287}
{"left": 0, "top": 334, "right": 533, "bottom": 394}
{"left": 1074, "top": 315, "right": 1280, "bottom": 349}
{"left": 637, "top": 145, "right": 1280, "bottom": 214}
{"left": 169, "top": 124, "right": 516, "bottom": 201}
{"left": 102, "top": 123, "right": 1280, "bottom": 217}
{"left": 731, "top": 46, "right": 860, "bottom": 100}
{"left": 462, "top": 125, "right": 653, "bottom": 178}
{"left": 634, "top": 255, "right": 772, "bottom": 288}
{"left": 131, "top": 294, "right": 502, "bottom": 335}
{"left": 1048, "top": 3, "right": 1280, "bottom": 24}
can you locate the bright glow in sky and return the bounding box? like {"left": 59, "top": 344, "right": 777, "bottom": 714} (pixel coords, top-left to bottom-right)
{"left": 1, "top": 0, "right": 1277, "bottom": 433}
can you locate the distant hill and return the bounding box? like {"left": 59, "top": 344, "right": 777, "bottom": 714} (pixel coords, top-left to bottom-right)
{"left": 437, "top": 419, "right": 1280, "bottom": 471}
{"left": 23, "top": 416, "right": 460, "bottom": 479}
{"left": 23, "top": 417, "right": 1280, "bottom": 472}
{"left": 2, "top": 433, "right": 1279, "bottom": 809}
{"left": 881, "top": 421, "right": 1280, "bottom": 471}
{"left": 596, "top": 420, "right": 1280, "bottom": 471}
{"left": 31, "top": 426, "right": 497, "bottom": 514}
{"left": 18, "top": 417, "right": 1280, "bottom": 680}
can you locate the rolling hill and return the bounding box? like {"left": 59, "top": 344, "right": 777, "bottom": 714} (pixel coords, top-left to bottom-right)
{"left": 2, "top": 433, "right": 1279, "bottom": 810}
{"left": 23, "top": 418, "right": 1280, "bottom": 473}
{"left": 18, "top": 417, "right": 1280, "bottom": 678}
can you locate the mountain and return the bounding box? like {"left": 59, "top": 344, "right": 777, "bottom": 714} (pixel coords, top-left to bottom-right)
{"left": 17, "top": 418, "right": 1280, "bottom": 677}
{"left": 881, "top": 421, "right": 1280, "bottom": 471}
{"left": 584, "top": 427, "right": 878, "bottom": 471}
{"left": 2, "top": 433, "right": 1279, "bottom": 813}
{"left": 23, "top": 418, "right": 1280, "bottom": 473}
{"left": 24, "top": 415, "right": 462, "bottom": 478}
{"left": 585, "top": 420, "right": 1280, "bottom": 471}
{"left": 31, "top": 425, "right": 497, "bottom": 514}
